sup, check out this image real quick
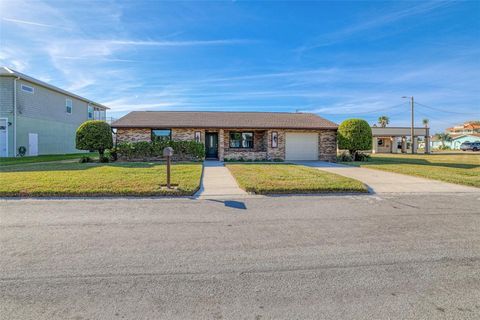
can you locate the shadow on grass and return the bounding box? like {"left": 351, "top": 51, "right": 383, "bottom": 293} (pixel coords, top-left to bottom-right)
{"left": 0, "top": 161, "right": 176, "bottom": 173}
{"left": 367, "top": 157, "right": 479, "bottom": 170}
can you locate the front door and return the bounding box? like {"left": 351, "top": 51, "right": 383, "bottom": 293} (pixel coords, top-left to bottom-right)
{"left": 205, "top": 132, "right": 218, "bottom": 159}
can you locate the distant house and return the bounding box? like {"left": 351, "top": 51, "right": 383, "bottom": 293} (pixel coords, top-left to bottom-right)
{"left": 432, "top": 134, "right": 480, "bottom": 150}
{"left": 446, "top": 121, "right": 480, "bottom": 135}
{"left": 450, "top": 134, "right": 480, "bottom": 149}
{"left": 0, "top": 67, "right": 109, "bottom": 157}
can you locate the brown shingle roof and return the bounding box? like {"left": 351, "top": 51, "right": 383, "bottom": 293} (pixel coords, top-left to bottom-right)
{"left": 112, "top": 111, "right": 338, "bottom": 129}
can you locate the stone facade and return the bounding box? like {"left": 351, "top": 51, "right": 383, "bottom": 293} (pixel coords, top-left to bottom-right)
{"left": 171, "top": 128, "right": 205, "bottom": 143}
{"left": 318, "top": 130, "right": 337, "bottom": 162}
{"left": 116, "top": 128, "right": 151, "bottom": 143}
{"left": 115, "top": 127, "right": 337, "bottom": 162}
{"left": 266, "top": 129, "right": 285, "bottom": 160}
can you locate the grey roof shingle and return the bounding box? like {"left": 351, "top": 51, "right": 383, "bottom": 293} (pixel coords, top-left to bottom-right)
{"left": 112, "top": 111, "right": 338, "bottom": 129}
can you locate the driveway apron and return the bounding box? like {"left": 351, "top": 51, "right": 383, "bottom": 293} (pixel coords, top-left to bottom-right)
{"left": 195, "top": 161, "right": 247, "bottom": 197}
{"left": 293, "top": 161, "right": 480, "bottom": 194}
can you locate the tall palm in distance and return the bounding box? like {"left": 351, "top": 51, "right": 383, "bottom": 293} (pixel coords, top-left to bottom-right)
{"left": 422, "top": 118, "right": 429, "bottom": 128}
{"left": 377, "top": 116, "right": 390, "bottom": 128}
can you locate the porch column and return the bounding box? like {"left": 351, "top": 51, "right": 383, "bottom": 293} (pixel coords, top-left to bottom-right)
{"left": 413, "top": 137, "right": 418, "bottom": 154}
{"left": 391, "top": 137, "right": 398, "bottom": 153}
{"left": 372, "top": 137, "right": 378, "bottom": 154}
{"left": 401, "top": 136, "right": 407, "bottom": 153}
{"left": 425, "top": 127, "right": 430, "bottom": 154}
{"left": 218, "top": 129, "right": 225, "bottom": 161}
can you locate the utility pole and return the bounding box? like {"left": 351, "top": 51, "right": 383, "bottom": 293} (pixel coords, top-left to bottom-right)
{"left": 402, "top": 96, "right": 415, "bottom": 154}
{"left": 410, "top": 96, "right": 415, "bottom": 154}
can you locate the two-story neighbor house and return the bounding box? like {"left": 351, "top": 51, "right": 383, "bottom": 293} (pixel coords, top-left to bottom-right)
{"left": 0, "top": 67, "right": 108, "bottom": 157}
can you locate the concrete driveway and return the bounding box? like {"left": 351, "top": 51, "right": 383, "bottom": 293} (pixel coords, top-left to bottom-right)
{"left": 1, "top": 194, "right": 480, "bottom": 319}
{"left": 294, "top": 161, "right": 480, "bottom": 193}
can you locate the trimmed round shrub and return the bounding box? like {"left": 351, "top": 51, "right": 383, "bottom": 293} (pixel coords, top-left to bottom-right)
{"left": 76, "top": 121, "right": 113, "bottom": 159}
{"left": 337, "top": 119, "right": 372, "bottom": 160}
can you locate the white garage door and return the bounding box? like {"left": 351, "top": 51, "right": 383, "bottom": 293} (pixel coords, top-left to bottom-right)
{"left": 285, "top": 132, "right": 318, "bottom": 160}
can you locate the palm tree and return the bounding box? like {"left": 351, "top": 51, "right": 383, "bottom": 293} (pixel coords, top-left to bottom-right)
{"left": 434, "top": 133, "right": 452, "bottom": 148}
{"left": 422, "top": 118, "right": 429, "bottom": 128}
{"left": 377, "top": 116, "right": 390, "bottom": 128}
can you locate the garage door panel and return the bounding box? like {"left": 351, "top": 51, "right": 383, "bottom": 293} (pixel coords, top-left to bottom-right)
{"left": 285, "top": 132, "right": 318, "bottom": 160}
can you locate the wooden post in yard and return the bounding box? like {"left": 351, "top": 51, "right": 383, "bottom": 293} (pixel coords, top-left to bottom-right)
{"left": 166, "top": 155, "right": 171, "bottom": 189}
{"left": 163, "top": 147, "right": 174, "bottom": 189}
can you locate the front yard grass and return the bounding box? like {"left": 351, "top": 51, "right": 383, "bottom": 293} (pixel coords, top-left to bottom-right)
{"left": 0, "top": 153, "right": 96, "bottom": 166}
{"left": 226, "top": 164, "right": 367, "bottom": 194}
{"left": 344, "top": 153, "right": 480, "bottom": 188}
{"left": 0, "top": 162, "right": 202, "bottom": 197}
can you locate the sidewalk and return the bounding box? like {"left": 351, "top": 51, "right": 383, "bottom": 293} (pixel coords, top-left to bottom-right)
{"left": 195, "top": 161, "right": 247, "bottom": 197}
{"left": 293, "top": 161, "right": 480, "bottom": 194}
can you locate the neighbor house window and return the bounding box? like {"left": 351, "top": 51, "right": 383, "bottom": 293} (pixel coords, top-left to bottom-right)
{"left": 87, "top": 105, "right": 94, "bottom": 119}
{"left": 21, "top": 84, "right": 34, "bottom": 94}
{"left": 151, "top": 129, "right": 171, "bottom": 142}
{"left": 229, "top": 132, "right": 253, "bottom": 148}
{"left": 66, "top": 99, "right": 73, "bottom": 114}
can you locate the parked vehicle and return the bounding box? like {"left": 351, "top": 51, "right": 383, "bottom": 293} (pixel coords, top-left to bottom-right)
{"left": 460, "top": 142, "right": 480, "bottom": 151}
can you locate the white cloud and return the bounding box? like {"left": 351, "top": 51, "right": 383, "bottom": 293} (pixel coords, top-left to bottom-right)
{"left": 109, "top": 39, "right": 255, "bottom": 47}
{"left": 101, "top": 98, "right": 182, "bottom": 112}
{"left": 2, "top": 17, "right": 70, "bottom": 29}
{"left": 297, "top": 1, "right": 454, "bottom": 51}
{"left": 0, "top": 47, "right": 29, "bottom": 71}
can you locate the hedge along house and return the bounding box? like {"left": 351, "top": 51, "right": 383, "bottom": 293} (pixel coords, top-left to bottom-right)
{"left": 0, "top": 67, "right": 109, "bottom": 157}
{"left": 112, "top": 111, "right": 338, "bottom": 162}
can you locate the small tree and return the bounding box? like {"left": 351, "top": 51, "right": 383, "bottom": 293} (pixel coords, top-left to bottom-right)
{"left": 338, "top": 119, "right": 372, "bottom": 160}
{"left": 377, "top": 115, "right": 390, "bottom": 127}
{"left": 76, "top": 120, "right": 113, "bottom": 159}
{"left": 434, "top": 132, "right": 451, "bottom": 148}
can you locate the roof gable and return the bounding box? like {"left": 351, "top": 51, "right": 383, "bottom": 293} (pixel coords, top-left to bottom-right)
{"left": 112, "top": 111, "right": 338, "bottom": 129}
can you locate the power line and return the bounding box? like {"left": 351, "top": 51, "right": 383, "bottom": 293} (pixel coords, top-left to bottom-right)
{"left": 320, "top": 102, "right": 408, "bottom": 116}
{"left": 416, "top": 101, "right": 479, "bottom": 116}
{"left": 414, "top": 109, "right": 456, "bottom": 126}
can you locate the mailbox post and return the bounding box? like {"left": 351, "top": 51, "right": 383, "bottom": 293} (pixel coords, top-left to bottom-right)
{"left": 163, "top": 147, "right": 174, "bottom": 188}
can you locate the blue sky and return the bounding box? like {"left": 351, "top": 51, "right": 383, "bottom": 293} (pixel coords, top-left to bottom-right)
{"left": 0, "top": 0, "right": 479, "bottom": 133}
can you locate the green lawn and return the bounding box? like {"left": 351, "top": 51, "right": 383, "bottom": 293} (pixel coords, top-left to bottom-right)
{"left": 0, "top": 153, "right": 96, "bottom": 166}
{"left": 227, "top": 164, "right": 367, "bottom": 194}
{"left": 344, "top": 153, "right": 480, "bottom": 188}
{"left": 0, "top": 162, "right": 202, "bottom": 197}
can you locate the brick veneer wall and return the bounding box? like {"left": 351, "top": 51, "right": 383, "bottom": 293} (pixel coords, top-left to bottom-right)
{"left": 267, "top": 129, "right": 285, "bottom": 160}
{"left": 172, "top": 128, "right": 205, "bottom": 143}
{"left": 116, "top": 128, "right": 151, "bottom": 143}
{"left": 115, "top": 127, "right": 337, "bottom": 162}
{"left": 318, "top": 130, "right": 337, "bottom": 162}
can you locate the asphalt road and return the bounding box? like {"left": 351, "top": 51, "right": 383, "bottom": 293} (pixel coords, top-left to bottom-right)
{"left": 1, "top": 193, "right": 479, "bottom": 320}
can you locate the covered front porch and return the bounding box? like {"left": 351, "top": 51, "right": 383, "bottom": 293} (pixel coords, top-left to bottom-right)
{"left": 202, "top": 129, "right": 275, "bottom": 161}
{"left": 371, "top": 127, "right": 430, "bottom": 154}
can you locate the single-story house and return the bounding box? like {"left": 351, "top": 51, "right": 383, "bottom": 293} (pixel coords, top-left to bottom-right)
{"left": 111, "top": 111, "right": 338, "bottom": 161}
{"left": 431, "top": 133, "right": 480, "bottom": 150}
{"left": 450, "top": 134, "right": 480, "bottom": 149}
{"left": 371, "top": 126, "right": 430, "bottom": 154}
